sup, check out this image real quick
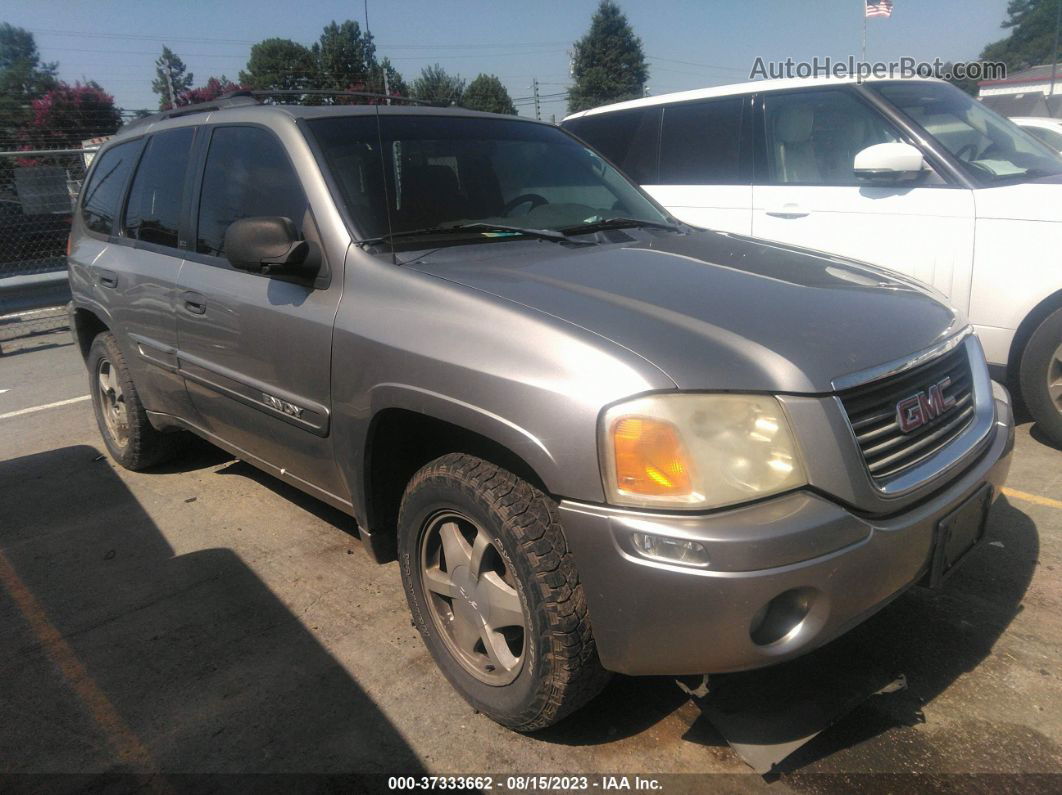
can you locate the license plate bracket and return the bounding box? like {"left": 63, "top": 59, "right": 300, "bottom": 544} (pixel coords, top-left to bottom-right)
{"left": 927, "top": 484, "right": 992, "bottom": 588}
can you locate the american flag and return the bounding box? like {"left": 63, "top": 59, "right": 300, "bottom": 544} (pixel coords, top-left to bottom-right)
{"left": 866, "top": 0, "right": 893, "bottom": 17}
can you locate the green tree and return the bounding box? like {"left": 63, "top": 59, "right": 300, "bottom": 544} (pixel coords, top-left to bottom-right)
{"left": 152, "top": 46, "right": 193, "bottom": 109}
{"left": 981, "top": 0, "right": 1062, "bottom": 71}
{"left": 412, "top": 64, "right": 465, "bottom": 106}
{"left": 568, "top": 0, "right": 648, "bottom": 113}
{"left": 461, "top": 74, "right": 517, "bottom": 114}
{"left": 240, "top": 38, "right": 317, "bottom": 94}
{"left": 0, "top": 24, "right": 58, "bottom": 138}
{"left": 312, "top": 20, "right": 375, "bottom": 92}
{"left": 942, "top": 62, "right": 980, "bottom": 96}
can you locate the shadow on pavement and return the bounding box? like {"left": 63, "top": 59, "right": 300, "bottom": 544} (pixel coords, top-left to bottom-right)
{"left": 0, "top": 445, "right": 425, "bottom": 784}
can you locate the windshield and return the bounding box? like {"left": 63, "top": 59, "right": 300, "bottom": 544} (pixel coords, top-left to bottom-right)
{"left": 870, "top": 81, "right": 1062, "bottom": 184}
{"left": 307, "top": 114, "right": 670, "bottom": 247}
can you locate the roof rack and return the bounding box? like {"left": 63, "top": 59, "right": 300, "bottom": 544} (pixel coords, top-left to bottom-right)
{"left": 118, "top": 88, "right": 437, "bottom": 135}
{"left": 120, "top": 91, "right": 260, "bottom": 133}
{"left": 250, "top": 89, "right": 433, "bottom": 105}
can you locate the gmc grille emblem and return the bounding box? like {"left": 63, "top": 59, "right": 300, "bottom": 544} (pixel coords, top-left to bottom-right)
{"left": 895, "top": 377, "right": 956, "bottom": 433}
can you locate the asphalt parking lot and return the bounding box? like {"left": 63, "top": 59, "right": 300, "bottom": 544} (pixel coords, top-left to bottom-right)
{"left": 1, "top": 330, "right": 1060, "bottom": 789}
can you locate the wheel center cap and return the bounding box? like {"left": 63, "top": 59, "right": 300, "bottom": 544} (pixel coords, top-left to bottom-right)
{"left": 449, "top": 566, "right": 483, "bottom": 616}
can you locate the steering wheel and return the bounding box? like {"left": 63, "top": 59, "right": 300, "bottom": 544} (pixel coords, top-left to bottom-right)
{"left": 954, "top": 142, "right": 978, "bottom": 162}
{"left": 503, "top": 193, "right": 548, "bottom": 216}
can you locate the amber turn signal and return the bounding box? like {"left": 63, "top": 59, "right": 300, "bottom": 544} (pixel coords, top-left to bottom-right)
{"left": 611, "top": 416, "right": 694, "bottom": 497}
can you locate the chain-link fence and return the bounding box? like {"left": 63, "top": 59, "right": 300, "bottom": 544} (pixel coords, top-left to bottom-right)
{"left": 0, "top": 147, "right": 87, "bottom": 277}
{"left": 0, "top": 147, "right": 93, "bottom": 353}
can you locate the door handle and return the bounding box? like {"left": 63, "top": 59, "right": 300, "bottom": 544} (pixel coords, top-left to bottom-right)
{"left": 765, "top": 203, "right": 811, "bottom": 219}
{"left": 97, "top": 269, "right": 118, "bottom": 288}
{"left": 182, "top": 291, "right": 206, "bottom": 315}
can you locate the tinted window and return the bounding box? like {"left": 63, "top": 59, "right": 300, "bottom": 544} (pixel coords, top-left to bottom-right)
{"left": 196, "top": 126, "right": 307, "bottom": 257}
{"left": 763, "top": 90, "right": 902, "bottom": 185}
{"left": 81, "top": 140, "right": 141, "bottom": 235}
{"left": 563, "top": 108, "right": 660, "bottom": 183}
{"left": 123, "top": 127, "right": 195, "bottom": 249}
{"left": 659, "top": 98, "right": 745, "bottom": 184}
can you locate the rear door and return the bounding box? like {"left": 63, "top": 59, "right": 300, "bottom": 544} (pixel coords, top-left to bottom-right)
{"left": 646, "top": 95, "right": 752, "bottom": 234}
{"left": 176, "top": 123, "right": 344, "bottom": 499}
{"left": 751, "top": 87, "right": 976, "bottom": 304}
{"left": 73, "top": 129, "right": 197, "bottom": 419}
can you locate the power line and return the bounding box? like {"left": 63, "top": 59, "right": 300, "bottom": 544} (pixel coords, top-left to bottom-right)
{"left": 31, "top": 28, "right": 570, "bottom": 50}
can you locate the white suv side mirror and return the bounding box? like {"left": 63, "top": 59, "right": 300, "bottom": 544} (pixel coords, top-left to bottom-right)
{"left": 853, "top": 142, "right": 927, "bottom": 184}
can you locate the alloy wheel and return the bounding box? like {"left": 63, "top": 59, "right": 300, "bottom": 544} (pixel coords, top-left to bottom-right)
{"left": 96, "top": 357, "right": 130, "bottom": 448}
{"left": 419, "top": 510, "right": 527, "bottom": 685}
{"left": 1050, "top": 341, "right": 1062, "bottom": 415}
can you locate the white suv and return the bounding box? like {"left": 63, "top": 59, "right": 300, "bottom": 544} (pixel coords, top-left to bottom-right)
{"left": 564, "top": 77, "right": 1062, "bottom": 444}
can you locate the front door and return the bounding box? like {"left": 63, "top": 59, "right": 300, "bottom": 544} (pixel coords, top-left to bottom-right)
{"left": 176, "top": 124, "right": 344, "bottom": 499}
{"left": 751, "top": 88, "right": 975, "bottom": 307}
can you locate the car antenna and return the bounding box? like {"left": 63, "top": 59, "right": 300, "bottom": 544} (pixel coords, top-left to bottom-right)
{"left": 374, "top": 104, "right": 398, "bottom": 266}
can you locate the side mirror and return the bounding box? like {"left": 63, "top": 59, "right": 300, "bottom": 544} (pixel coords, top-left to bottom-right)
{"left": 224, "top": 217, "right": 320, "bottom": 278}
{"left": 853, "top": 142, "right": 928, "bottom": 184}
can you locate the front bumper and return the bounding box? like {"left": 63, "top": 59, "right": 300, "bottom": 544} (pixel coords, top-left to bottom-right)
{"left": 559, "top": 382, "right": 1014, "bottom": 676}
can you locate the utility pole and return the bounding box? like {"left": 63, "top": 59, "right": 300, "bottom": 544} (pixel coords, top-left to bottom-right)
{"left": 531, "top": 77, "right": 541, "bottom": 121}
{"left": 1050, "top": 0, "right": 1060, "bottom": 98}
{"left": 164, "top": 55, "right": 176, "bottom": 109}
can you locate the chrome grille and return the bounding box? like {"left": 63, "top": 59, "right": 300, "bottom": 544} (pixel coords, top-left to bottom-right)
{"left": 839, "top": 343, "right": 974, "bottom": 484}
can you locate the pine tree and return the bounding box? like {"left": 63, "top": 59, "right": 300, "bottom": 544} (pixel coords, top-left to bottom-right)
{"left": 412, "top": 64, "right": 465, "bottom": 106}
{"left": 568, "top": 1, "right": 648, "bottom": 114}
{"left": 152, "top": 46, "right": 194, "bottom": 109}
{"left": 981, "top": 0, "right": 1062, "bottom": 71}
{"left": 462, "top": 74, "right": 517, "bottom": 114}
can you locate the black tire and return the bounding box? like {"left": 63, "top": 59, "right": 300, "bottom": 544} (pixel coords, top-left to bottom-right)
{"left": 88, "top": 332, "right": 182, "bottom": 470}
{"left": 398, "top": 453, "right": 609, "bottom": 731}
{"left": 1019, "top": 307, "right": 1062, "bottom": 447}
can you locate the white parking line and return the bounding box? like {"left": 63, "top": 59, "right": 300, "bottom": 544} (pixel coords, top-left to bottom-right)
{"left": 0, "top": 389, "right": 9, "bottom": 395}
{"left": 0, "top": 395, "right": 90, "bottom": 420}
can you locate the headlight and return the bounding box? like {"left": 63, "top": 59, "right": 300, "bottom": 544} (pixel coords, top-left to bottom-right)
{"left": 600, "top": 394, "right": 807, "bottom": 510}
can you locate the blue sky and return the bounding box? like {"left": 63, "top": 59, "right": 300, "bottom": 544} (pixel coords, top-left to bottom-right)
{"left": 6, "top": 0, "right": 1011, "bottom": 120}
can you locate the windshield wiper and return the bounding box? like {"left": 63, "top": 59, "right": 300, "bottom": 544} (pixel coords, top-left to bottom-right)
{"left": 559, "top": 217, "right": 683, "bottom": 235}
{"left": 359, "top": 222, "right": 573, "bottom": 246}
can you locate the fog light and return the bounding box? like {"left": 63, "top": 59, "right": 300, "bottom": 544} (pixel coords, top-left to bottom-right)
{"left": 630, "top": 532, "right": 709, "bottom": 567}
{"left": 749, "top": 587, "right": 816, "bottom": 646}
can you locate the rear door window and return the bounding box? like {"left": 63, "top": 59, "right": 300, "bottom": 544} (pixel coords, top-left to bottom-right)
{"left": 659, "top": 97, "right": 745, "bottom": 185}
{"left": 196, "top": 126, "right": 307, "bottom": 258}
{"left": 80, "top": 140, "right": 142, "bottom": 236}
{"left": 563, "top": 107, "right": 661, "bottom": 184}
{"left": 122, "top": 127, "right": 196, "bottom": 249}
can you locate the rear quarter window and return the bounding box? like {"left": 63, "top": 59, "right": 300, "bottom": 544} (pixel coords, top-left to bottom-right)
{"left": 80, "top": 140, "right": 142, "bottom": 236}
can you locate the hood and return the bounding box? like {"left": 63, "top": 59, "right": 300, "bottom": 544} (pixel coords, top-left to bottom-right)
{"left": 975, "top": 178, "right": 1062, "bottom": 223}
{"left": 408, "top": 229, "right": 963, "bottom": 393}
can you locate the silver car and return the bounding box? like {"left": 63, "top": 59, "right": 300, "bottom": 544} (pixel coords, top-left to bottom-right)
{"left": 67, "top": 95, "right": 1013, "bottom": 731}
